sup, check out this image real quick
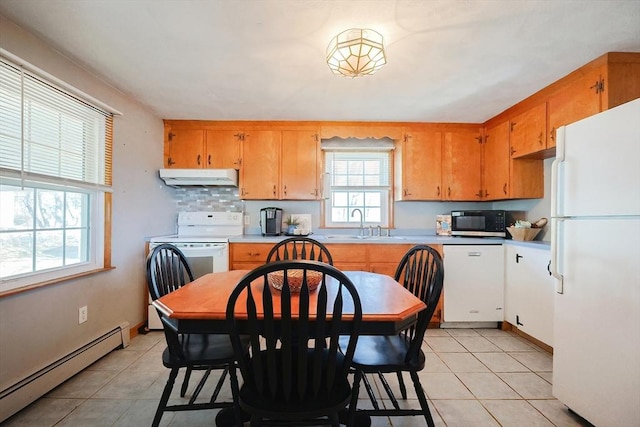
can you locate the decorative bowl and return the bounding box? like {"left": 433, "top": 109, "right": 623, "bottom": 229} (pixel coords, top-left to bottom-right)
{"left": 268, "top": 270, "right": 322, "bottom": 292}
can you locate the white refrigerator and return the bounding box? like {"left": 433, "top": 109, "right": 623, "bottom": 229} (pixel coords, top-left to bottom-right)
{"left": 551, "top": 98, "right": 640, "bottom": 427}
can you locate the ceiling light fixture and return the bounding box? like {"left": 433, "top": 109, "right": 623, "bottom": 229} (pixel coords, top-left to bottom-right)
{"left": 326, "top": 28, "right": 387, "bottom": 77}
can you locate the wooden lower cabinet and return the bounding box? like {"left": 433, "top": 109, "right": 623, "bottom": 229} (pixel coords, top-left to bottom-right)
{"left": 323, "top": 244, "right": 368, "bottom": 271}
{"left": 230, "top": 243, "right": 272, "bottom": 270}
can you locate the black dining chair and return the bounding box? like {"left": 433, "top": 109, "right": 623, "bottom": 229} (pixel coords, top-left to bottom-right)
{"left": 344, "top": 245, "right": 444, "bottom": 427}
{"left": 266, "top": 236, "right": 334, "bottom": 265}
{"left": 226, "top": 260, "right": 362, "bottom": 426}
{"left": 146, "top": 243, "right": 246, "bottom": 427}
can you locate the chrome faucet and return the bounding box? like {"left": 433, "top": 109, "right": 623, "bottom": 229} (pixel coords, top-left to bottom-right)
{"left": 351, "top": 208, "right": 364, "bottom": 237}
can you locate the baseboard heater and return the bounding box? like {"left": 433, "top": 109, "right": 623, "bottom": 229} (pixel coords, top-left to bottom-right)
{"left": 0, "top": 322, "right": 130, "bottom": 423}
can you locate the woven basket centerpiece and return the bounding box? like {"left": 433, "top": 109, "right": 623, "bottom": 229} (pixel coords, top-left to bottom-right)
{"left": 268, "top": 269, "right": 323, "bottom": 292}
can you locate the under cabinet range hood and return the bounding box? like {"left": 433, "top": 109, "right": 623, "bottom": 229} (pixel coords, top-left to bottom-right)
{"left": 158, "top": 169, "right": 238, "bottom": 187}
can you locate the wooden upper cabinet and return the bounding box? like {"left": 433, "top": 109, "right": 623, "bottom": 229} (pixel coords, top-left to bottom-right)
{"left": 281, "top": 130, "right": 320, "bottom": 200}
{"left": 547, "top": 66, "right": 602, "bottom": 148}
{"left": 396, "top": 129, "right": 442, "bottom": 201}
{"left": 205, "top": 130, "right": 242, "bottom": 169}
{"left": 483, "top": 120, "right": 544, "bottom": 200}
{"left": 510, "top": 102, "right": 548, "bottom": 158}
{"left": 483, "top": 120, "right": 510, "bottom": 200}
{"left": 442, "top": 127, "right": 483, "bottom": 200}
{"left": 548, "top": 53, "right": 640, "bottom": 149}
{"left": 165, "top": 128, "right": 205, "bottom": 168}
{"left": 240, "top": 130, "right": 281, "bottom": 200}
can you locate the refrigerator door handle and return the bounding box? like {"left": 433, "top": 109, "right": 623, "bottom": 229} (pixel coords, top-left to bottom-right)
{"left": 550, "top": 126, "right": 565, "bottom": 219}
{"left": 550, "top": 217, "right": 564, "bottom": 294}
{"left": 551, "top": 125, "right": 565, "bottom": 294}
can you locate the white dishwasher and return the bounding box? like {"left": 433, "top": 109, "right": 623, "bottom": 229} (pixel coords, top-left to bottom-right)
{"left": 442, "top": 244, "right": 504, "bottom": 324}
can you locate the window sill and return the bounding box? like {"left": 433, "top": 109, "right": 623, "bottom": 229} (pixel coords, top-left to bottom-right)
{"left": 0, "top": 267, "right": 116, "bottom": 298}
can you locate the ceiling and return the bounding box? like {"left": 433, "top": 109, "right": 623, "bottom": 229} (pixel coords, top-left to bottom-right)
{"left": 0, "top": 0, "right": 639, "bottom": 123}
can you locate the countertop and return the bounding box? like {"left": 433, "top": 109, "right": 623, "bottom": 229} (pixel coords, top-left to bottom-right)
{"left": 229, "top": 234, "right": 550, "bottom": 249}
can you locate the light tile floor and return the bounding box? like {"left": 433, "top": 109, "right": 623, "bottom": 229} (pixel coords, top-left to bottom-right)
{"left": 2, "top": 328, "right": 593, "bottom": 427}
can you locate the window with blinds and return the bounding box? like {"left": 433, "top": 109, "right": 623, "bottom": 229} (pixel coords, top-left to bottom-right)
{"left": 322, "top": 138, "right": 393, "bottom": 228}
{"left": 0, "top": 56, "right": 112, "bottom": 293}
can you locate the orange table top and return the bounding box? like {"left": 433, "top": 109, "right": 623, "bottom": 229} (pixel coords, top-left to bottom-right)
{"left": 153, "top": 270, "right": 427, "bottom": 335}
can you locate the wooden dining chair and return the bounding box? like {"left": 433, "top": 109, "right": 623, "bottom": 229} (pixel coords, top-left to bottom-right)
{"left": 266, "top": 236, "right": 333, "bottom": 265}
{"left": 226, "top": 260, "right": 362, "bottom": 426}
{"left": 146, "top": 243, "right": 245, "bottom": 427}
{"left": 344, "top": 245, "right": 444, "bottom": 427}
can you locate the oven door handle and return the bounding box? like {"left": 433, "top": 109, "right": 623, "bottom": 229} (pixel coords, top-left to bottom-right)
{"left": 174, "top": 243, "right": 228, "bottom": 255}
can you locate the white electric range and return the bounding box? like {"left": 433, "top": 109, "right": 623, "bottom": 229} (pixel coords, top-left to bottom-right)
{"left": 147, "top": 211, "right": 244, "bottom": 329}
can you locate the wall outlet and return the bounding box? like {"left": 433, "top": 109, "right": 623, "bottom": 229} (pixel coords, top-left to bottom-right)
{"left": 79, "top": 306, "right": 88, "bottom": 324}
{"left": 244, "top": 214, "right": 250, "bottom": 225}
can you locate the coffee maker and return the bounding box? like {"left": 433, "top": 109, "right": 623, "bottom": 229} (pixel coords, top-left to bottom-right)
{"left": 260, "top": 207, "right": 283, "bottom": 236}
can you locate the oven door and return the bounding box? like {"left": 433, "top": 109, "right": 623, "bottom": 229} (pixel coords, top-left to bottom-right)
{"left": 172, "top": 242, "right": 230, "bottom": 277}
{"left": 147, "top": 241, "right": 229, "bottom": 330}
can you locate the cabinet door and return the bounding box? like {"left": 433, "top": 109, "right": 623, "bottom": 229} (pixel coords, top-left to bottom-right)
{"left": 483, "top": 121, "right": 510, "bottom": 200}
{"left": 324, "top": 244, "right": 368, "bottom": 271}
{"left": 443, "top": 245, "right": 504, "bottom": 322}
{"left": 504, "top": 245, "right": 554, "bottom": 346}
{"left": 281, "top": 130, "right": 319, "bottom": 200}
{"left": 166, "top": 129, "right": 205, "bottom": 168}
{"left": 205, "top": 130, "right": 242, "bottom": 169}
{"left": 240, "top": 131, "right": 281, "bottom": 200}
{"left": 442, "top": 128, "right": 482, "bottom": 200}
{"left": 510, "top": 102, "right": 547, "bottom": 158}
{"left": 369, "top": 244, "right": 414, "bottom": 276}
{"left": 398, "top": 130, "right": 442, "bottom": 200}
{"left": 547, "top": 66, "right": 602, "bottom": 148}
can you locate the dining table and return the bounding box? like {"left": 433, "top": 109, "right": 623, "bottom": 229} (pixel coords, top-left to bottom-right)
{"left": 152, "top": 269, "right": 427, "bottom": 336}
{"left": 152, "top": 268, "right": 428, "bottom": 427}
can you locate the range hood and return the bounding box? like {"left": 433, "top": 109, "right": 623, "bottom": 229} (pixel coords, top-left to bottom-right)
{"left": 159, "top": 169, "right": 238, "bottom": 187}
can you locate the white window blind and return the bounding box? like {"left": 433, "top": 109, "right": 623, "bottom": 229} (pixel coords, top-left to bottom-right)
{"left": 0, "top": 54, "right": 112, "bottom": 291}
{"left": 0, "top": 58, "right": 112, "bottom": 188}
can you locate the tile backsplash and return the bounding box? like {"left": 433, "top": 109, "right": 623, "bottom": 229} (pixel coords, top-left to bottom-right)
{"left": 173, "top": 187, "right": 244, "bottom": 212}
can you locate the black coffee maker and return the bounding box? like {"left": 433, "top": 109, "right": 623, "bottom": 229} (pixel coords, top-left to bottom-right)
{"left": 260, "top": 207, "right": 282, "bottom": 236}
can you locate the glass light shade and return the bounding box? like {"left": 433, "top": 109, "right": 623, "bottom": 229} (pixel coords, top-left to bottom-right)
{"left": 326, "top": 28, "right": 387, "bottom": 77}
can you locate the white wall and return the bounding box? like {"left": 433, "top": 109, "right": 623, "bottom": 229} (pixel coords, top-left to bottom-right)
{"left": 0, "top": 14, "right": 175, "bottom": 397}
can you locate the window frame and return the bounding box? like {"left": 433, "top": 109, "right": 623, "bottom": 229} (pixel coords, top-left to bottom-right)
{"left": 0, "top": 52, "right": 116, "bottom": 296}
{"left": 322, "top": 149, "right": 393, "bottom": 229}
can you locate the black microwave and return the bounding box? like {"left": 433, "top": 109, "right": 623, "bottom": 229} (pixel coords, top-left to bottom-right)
{"left": 450, "top": 210, "right": 521, "bottom": 238}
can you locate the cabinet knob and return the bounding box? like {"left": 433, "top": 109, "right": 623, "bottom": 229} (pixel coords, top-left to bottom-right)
{"left": 503, "top": 183, "right": 508, "bottom": 195}
{"left": 550, "top": 127, "right": 556, "bottom": 141}
{"left": 197, "top": 154, "right": 201, "bottom": 165}
{"left": 167, "top": 157, "right": 175, "bottom": 166}
{"left": 538, "top": 132, "right": 543, "bottom": 145}
{"left": 437, "top": 186, "right": 440, "bottom": 197}
{"left": 208, "top": 154, "right": 211, "bottom": 165}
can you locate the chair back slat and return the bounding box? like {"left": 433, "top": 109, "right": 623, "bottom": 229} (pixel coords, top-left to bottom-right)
{"left": 146, "top": 243, "right": 194, "bottom": 301}
{"left": 226, "top": 260, "right": 361, "bottom": 405}
{"left": 266, "top": 237, "right": 334, "bottom": 265}
{"left": 394, "top": 245, "right": 444, "bottom": 366}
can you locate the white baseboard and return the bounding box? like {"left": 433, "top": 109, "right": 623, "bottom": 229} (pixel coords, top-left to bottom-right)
{"left": 0, "top": 322, "right": 129, "bottom": 423}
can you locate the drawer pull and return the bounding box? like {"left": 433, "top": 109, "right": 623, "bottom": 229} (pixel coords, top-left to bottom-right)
{"left": 467, "top": 252, "right": 481, "bottom": 257}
